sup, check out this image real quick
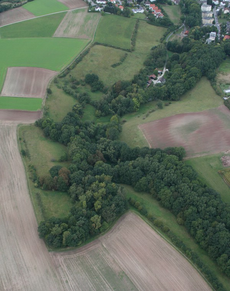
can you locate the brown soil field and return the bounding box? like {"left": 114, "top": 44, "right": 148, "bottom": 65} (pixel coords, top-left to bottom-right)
{"left": 53, "top": 9, "right": 100, "bottom": 39}
{"left": 0, "top": 109, "right": 42, "bottom": 122}
{"left": 1, "top": 67, "right": 57, "bottom": 98}
{"left": 52, "top": 212, "right": 211, "bottom": 291}
{"left": 57, "top": 0, "right": 87, "bottom": 9}
{"left": 0, "top": 123, "right": 63, "bottom": 291}
{"left": 139, "top": 105, "right": 230, "bottom": 158}
{"left": 0, "top": 7, "right": 34, "bottom": 27}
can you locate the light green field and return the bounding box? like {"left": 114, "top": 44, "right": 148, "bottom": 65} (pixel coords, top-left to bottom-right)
{"left": 163, "top": 4, "right": 181, "bottom": 25}
{"left": 23, "top": 0, "right": 68, "bottom": 16}
{"left": 0, "top": 13, "right": 66, "bottom": 38}
{"left": 219, "top": 58, "right": 230, "bottom": 73}
{"left": 124, "top": 185, "right": 230, "bottom": 291}
{"left": 120, "top": 78, "right": 223, "bottom": 148}
{"left": 95, "top": 15, "right": 136, "bottom": 50}
{"left": 186, "top": 154, "right": 230, "bottom": 204}
{"left": 0, "top": 38, "right": 88, "bottom": 90}
{"left": 0, "top": 97, "right": 42, "bottom": 111}
{"left": 18, "top": 125, "right": 71, "bottom": 221}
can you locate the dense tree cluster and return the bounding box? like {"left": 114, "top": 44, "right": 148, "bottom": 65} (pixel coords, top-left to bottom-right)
{"left": 180, "top": 0, "right": 202, "bottom": 28}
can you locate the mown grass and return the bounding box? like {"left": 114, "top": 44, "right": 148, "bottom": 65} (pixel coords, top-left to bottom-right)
{"left": 162, "top": 4, "right": 181, "bottom": 25}
{"left": 120, "top": 78, "right": 223, "bottom": 148}
{"left": 18, "top": 125, "right": 72, "bottom": 222}
{"left": 186, "top": 154, "right": 230, "bottom": 204}
{"left": 95, "top": 14, "right": 136, "bottom": 50}
{"left": 0, "top": 37, "right": 88, "bottom": 90}
{"left": 123, "top": 185, "right": 230, "bottom": 291}
{"left": 0, "top": 97, "right": 42, "bottom": 111}
{"left": 219, "top": 57, "right": 230, "bottom": 73}
{"left": 0, "top": 13, "right": 66, "bottom": 38}
{"left": 23, "top": 0, "right": 68, "bottom": 16}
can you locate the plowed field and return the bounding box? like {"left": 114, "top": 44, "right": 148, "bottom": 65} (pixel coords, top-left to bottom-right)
{"left": 52, "top": 213, "right": 211, "bottom": 291}
{"left": 0, "top": 7, "right": 34, "bottom": 27}
{"left": 1, "top": 67, "right": 57, "bottom": 98}
{"left": 0, "top": 110, "right": 42, "bottom": 122}
{"left": 140, "top": 105, "right": 230, "bottom": 157}
{"left": 57, "top": 0, "right": 86, "bottom": 9}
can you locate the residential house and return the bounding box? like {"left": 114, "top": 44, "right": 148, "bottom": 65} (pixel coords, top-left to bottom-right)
{"left": 213, "top": 0, "right": 219, "bottom": 4}
{"left": 224, "top": 7, "right": 230, "bottom": 13}
{"left": 201, "top": 3, "right": 212, "bottom": 11}
{"left": 172, "top": 0, "right": 180, "bottom": 4}
{"left": 95, "top": 6, "right": 103, "bottom": 11}
{"left": 145, "top": 1, "right": 150, "bottom": 6}
{"left": 132, "top": 7, "right": 144, "bottom": 13}
{"left": 119, "top": 5, "right": 124, "bottom": 10}
{"left": 149, "top": 74, "right": 157, "bottom": 79}
{"left": 202, "top": 17, "right": 214, "bottom": 25}
{"left": 210, "top": 31, "right": 217, "bottom": 40}
{"left": 96, "top": 0, "right": 107, "bottom": 4}
{"left": 224, "top": 35, "right": 230, "bottom": 40}
{"left": 202, "top": 11, "right": 213, "bottom": 18}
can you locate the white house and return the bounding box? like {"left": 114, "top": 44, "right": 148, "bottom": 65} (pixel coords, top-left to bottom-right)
{"left": 96, "top": 0, "right": 106, "bottom": 4}
{"left": 201, "top": 3, "right": 212, "bottom": 11}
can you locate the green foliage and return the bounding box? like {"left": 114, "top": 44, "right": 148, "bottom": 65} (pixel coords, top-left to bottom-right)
{"left": 23, "top": 0, "right": 68, "bottom": 16}
{"left": 0, "top": 97, "right": 42, "bottom": 111}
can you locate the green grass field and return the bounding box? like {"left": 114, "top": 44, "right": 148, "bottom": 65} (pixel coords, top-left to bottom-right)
{"left": 18, "top": 125, "right": 72, "bottom": 221}
{"left": 124, "top": 185, "right": 230, "bottom": 290}
{"left": 186, "top": 154, "right": 230, "bottom": 204}
{"left": 219, "top": 58, "right": 230, "bottom": 73}
{"left": 120, "top": 78, "right": 223, "bottom": 148}
{"left": 0, "top": 13, "right": 66, "bottom": 38}
{"left": 95, "top": 15, "right": 136, "bottom": 50}
{"left": 0, "top": 97, "right": 42, "bottom": 111}
{"left": 23, "top": 0, "right": 68, "bottom": 16}
{"left": 163, "top": 4, "right": 181, "bottom": 25}
{"left": 0, "top": 38, "right": 88, "bottom": 90}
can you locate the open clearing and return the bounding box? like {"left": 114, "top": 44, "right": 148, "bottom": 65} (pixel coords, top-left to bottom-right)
{"left": 1, "top": 67, "right": 57, "bottom": 98}
{"left": 58, "top": 0, "right": 87, "bottom": 9}
{"left": 219, "top": 58, "right": 230, "bottom": 73}
{"left": 0, "top": 37, "right": 88, "bottom": 90}
{"left": 0, "top": 7, "right": 35, "bottom": 27}
{"left": 162, "top": 4, "right": 181, "bottom": 25}
{"left": 54, "top": 9, "right": 100, "bottom": 38}
{"left": 139, "top": 105, "right": 230, "bottom": 157}
{"left": 23, "top": 0, "right": 68, "bottom": 16}
{"left": 52, "top": 212, "right": 211, "bottom": 291}
{"left": 95, "top": 14, "right": 136, "bottom": 50}
{"left": 0, "top": 13, "right": 66, "bottom": 38}
{"left": 0, "top": 110, "right": 42, "bottom": 122}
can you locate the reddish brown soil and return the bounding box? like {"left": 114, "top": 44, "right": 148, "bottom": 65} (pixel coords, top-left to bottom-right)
{"left": 139, "top": 105, "right": 230, "bottom": 157}
{"left": 0, "top": 109, "right": 42, "bottom": 122}
{"left": 0, "top": 7, "right": 34, "bottom": 27}
{"left": 57, "top": 0, "right": 87, "bottom": 9}
{"left": 1, "top": 67, "right": 57, "bottom": 98}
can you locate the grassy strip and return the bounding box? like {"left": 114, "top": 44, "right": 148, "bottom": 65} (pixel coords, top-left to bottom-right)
{"left": 0, "top": 13, "right": 66, "bottom": 38}
{"left": 162, "top": 4, "right": 181, "bottom": 25}
{"left": 0, "top": 97, "right": 42, "bottom": 111}
{"left": 219, "top": 58, "right": 230, "bottom": 73}
{"left": 23, "top": 0, "right": 68, "bottom": 16}
{"left": 124, "top": 185, "right": 230, "bottom": 291}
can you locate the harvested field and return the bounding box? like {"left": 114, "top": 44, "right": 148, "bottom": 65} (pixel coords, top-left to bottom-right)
{"left": 0, "top": 7, "right": 35, "bottom": 27}
{"left": 139, "top": 105, "right": 230, "bottom": 157}
{"left": 1, "top": 67, "right": 57, "bottom": 98}
{"left": 0, "top": 109, "right": 42, "bottom": 122}
{"left": 58, "top": 0, "right": 87, "bottom": 9}
{"left": 52, "top": 212, "right": 211, "bottom": 291}
{"left": 0, "top": 123, "right": 63, "bottom": 291}
{"left": 54, "top": 9, "right": 100, "bottom": 38}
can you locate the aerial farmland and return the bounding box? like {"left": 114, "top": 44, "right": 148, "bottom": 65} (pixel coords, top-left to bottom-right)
{"left": 1, "top": 0, "right": 230, "bottom": 290}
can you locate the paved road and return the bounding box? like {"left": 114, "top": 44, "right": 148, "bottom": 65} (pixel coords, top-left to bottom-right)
{"left": 213, "top": 7, "right": 221, "bottom": 40}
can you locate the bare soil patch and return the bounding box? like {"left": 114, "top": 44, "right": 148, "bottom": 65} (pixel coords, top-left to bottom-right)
{"left": 221, "top": 156, "right": 230, "bottom": 167}
{"left": 217, "top": 72, "right": 230, "bottom": 84}
{"left": 57, "top": 0, "right": 86, "bottom": 9}
{"left": 0, "top": 109, "right": 42, "bottom": 122}
{"left": 0, "top": 123, "right": 63, "bottom": 291}
{"left": 52, "top": 212, "right": 211, "bottom": 291}
{"left": 1, "top": 67, "right": 57, "bottom": 98}
{"left": 139, "top": 105, "right": 230, "bottom": 158}
{"left": 0, "top": 7, "right": 35, "bottom": 27}
{"left": 54, "top": 9, "right": 100, "bottom": 39}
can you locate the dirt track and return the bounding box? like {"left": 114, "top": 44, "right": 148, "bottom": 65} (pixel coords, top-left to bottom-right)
{"left": 1, "top": 67, "right": 57, "bottom": 98}
{"left": 0, "top": 7, "right": 34, "bottom": 27}
{"left": 0, "top": 123, "right": 64, "bottom": 291}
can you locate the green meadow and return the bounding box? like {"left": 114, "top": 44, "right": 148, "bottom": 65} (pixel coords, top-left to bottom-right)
{"left": 0, "top": 13, "right": 66, "bottom": 38}
{"left": 0, "top": 97, "right": 42, "bottom": 111}
{"left": 0, "top": 38, "right": 88, "bottom": 90}
{"left": 23, "top": 0, "right": 68, "bottom": 16}
{"left": 163, "top": 4, "right": 181, "bottom": 25}
{"left": 95, "top": 15, "right": 136, "bottom": 50}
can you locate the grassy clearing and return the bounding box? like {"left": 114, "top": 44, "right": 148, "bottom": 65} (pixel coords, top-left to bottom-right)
{"left": 95, "top": 15, "right": 136, "bottom": 50}
{"left": 0, "top": 38, "right": 88, "bottom": 90}
{"left": 162, "top": 4, "right": 181, "bottom": 25}
{"left": 186, "top": 154, "right": 230, "bottom": 204}
{"left": 18, "top": 125, "right": 72, "bottom": 221}
{"left": 123, "top": 185, "right": 230, "bottom": 291}
{"left": 23, "top": 0, "right": 68, "bottom": 16}
{"left": 0, "top": 13, "right": 66, "bottom": 38}
{"left": 219, "top": 58, "right": 230, "bottom": 73}
{"left": 120, "top": 78, "right": 223, "bottom": 148}
{"left": 0, "top": 97, "right": 42, "bottom": 111}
